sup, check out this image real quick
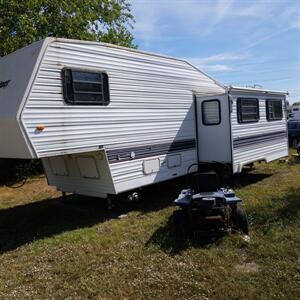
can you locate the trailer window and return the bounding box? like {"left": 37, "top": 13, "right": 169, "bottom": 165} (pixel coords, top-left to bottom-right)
{"left": 266, "top": 99, "right": 283, "bottom": 121}
{"left": 237, "top": 98, "right": 259, "bottom": 123}
{"left": 202, "top": 99, "right": 221, "bottom": 125}
{"left": 62, "top": 68, "right": 110, "bottom": 105}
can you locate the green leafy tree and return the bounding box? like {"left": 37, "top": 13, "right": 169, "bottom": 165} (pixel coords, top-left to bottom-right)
{"left": 0, "top": 0, "right": 135, "bottom": 56}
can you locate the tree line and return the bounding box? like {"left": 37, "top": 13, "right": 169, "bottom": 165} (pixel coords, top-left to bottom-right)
{"left": 0, "top": 0, "right": 136, "bottom": 57}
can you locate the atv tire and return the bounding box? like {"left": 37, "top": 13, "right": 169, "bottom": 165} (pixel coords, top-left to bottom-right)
{"left": 234, "top": 206, "right": 249, "bottom": 235}
{"left": 173, "top": 210, "right": 188, "bottom": 239}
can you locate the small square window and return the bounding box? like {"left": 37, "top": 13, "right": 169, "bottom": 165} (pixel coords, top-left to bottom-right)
{"left": 202, "top": 99, "right": 221, "bottom": 125}
{"left": 266, "top": 99, "right": 283, "bottom": 121}
{"left": 62, "top": 68, "right": 110, "bottom": 105}
{"left": 237, "top": 98, "right": 259, "bottom": 123}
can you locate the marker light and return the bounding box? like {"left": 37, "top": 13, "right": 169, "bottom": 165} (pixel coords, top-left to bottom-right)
{"left": 36, "top": 124, "right": 45, "bottom": 131}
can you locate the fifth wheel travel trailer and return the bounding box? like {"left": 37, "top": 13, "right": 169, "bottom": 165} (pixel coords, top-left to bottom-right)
{"left": 0, "top": 38, "right": 289, "bottom": 198}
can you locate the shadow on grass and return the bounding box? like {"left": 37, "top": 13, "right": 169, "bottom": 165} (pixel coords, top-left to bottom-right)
{"left": 276, "top": 188, "right": 300, "bottom": 220}
{"left": 0, "top": 195, "right": 112, "bottom": 254}
{"left": 146, "top": 214, "right": 226, "bottom": 255}
{"left": 287, "top": 155, "right": 300, "bottom": 166}
{"left": 251, "top": 187, "right": 300, "bottom": 232}
{"left": 0, "top": 169, "right": 291, "bottom": 254}
{"left": 229, "top": 171, "right": 272, "bottom": 188}
{"left": 0, "top": 176, "right": 187, "bottom": 254}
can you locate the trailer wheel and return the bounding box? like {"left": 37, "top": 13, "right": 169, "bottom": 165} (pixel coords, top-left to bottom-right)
{"left": 246, "top": 162, "right": 254, "bottom": 169}
{"left": 234, "top": 206, "right": 249, "bottom": 235}
{"left": 173, "top": 210, "right": 188, "bottom": 239}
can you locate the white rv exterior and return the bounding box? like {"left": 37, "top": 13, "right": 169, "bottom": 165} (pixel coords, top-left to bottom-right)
{"left": 229, "top": 87, "right": 288, "bottom": 173}
{"left": 0, "top": 38, "right": 288, "bottom": 198}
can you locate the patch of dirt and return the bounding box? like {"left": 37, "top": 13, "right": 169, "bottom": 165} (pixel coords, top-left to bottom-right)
{"left": 235, "top": 262, "right": 259, "bottom": 273}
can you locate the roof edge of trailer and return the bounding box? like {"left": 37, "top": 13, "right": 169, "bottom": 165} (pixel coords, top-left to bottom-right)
{"left": 44, "top": 37, "right": 226, "bottom": 91}
{"left": 227, "top": 85, "right": 289, "bottom": 96}
{"left": 0, "top": 39, "right": 45, "bottom": 59}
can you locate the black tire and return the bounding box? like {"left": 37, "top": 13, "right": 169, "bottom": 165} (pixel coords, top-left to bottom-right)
{"left": 234, "top": 206, "right": 249, "bottom": 235}
{"left": 173, "top": 210, "right": 188, "bottom": 239}
{"left": 292, "top": 138, "right": 298, "bottom": 148}
{"left": 247, "top": 162, "right": 254, "bottom": 169}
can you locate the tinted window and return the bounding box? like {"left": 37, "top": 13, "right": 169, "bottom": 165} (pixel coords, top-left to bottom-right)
{"left": 202, "top": 99, "right": 221, "bottom": 125}
{"left": 266, "top": 99, "right": 283, "bottom": 121}
{"left": 237, "top": 98, "right": 259, "bottom": 123}
{"left": 62, "top": 68, "right": 110, "bottom": 105}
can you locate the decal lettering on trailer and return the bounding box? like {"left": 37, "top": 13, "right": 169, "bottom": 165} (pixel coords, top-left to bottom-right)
{"left": 0, "top": 80, "right": 11, "bottom": 88}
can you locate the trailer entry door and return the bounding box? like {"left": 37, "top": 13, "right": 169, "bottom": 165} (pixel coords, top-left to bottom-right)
{"left": 195, "top": 94, "right": 231, "bottom": 164}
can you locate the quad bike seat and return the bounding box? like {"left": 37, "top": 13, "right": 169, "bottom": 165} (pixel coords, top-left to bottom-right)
{"left": 191, "top": 172, "right": 220, "bottom": 192}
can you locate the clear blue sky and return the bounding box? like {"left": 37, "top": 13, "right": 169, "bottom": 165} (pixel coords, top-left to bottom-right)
{"left": 131, "top": 0, "right": 300, "bottom": 103}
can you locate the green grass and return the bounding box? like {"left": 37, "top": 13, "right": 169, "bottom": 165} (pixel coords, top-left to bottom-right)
{"left": 0, "top": 153, "right": 299, "bottom": 299}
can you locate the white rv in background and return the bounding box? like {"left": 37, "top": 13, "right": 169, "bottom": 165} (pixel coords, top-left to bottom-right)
{"left": 0, "top": 38, "right": 288, "bottom": 198}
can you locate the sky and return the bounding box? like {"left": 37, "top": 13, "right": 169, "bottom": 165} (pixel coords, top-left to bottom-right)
{"left": 130, "top": 0, "right": 300, "bottom": 103}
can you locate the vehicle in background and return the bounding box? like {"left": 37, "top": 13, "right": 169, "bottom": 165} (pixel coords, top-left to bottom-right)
{"left": 288, "top": 120, "right": 300, "bottom": 147}
{"left": 288, "top": 106, "right": 300, "bottom": 121}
